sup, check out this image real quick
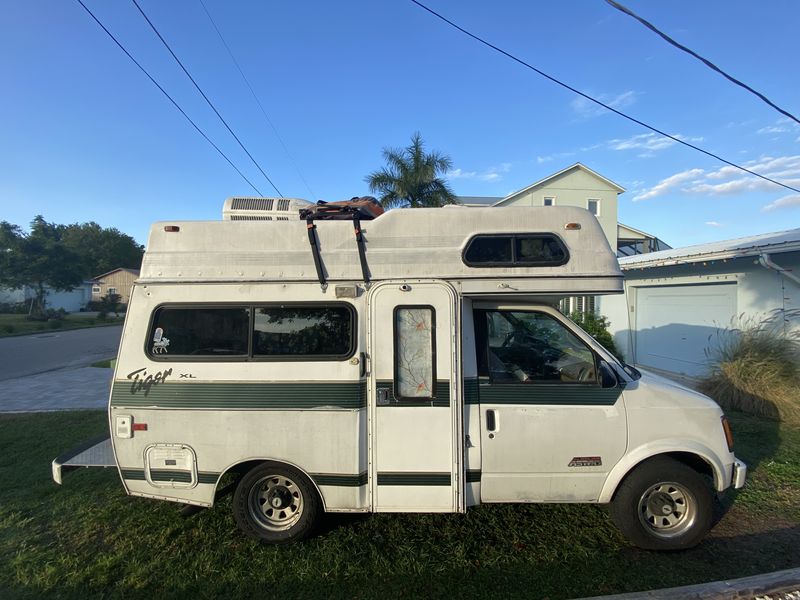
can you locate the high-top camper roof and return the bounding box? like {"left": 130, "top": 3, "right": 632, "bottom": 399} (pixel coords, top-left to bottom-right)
{"left": 139, "top": 206, "right": 622, "bottom": 295}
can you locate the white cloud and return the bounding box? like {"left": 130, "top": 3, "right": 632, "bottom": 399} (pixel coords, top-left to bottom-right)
{"left": 607, "top": 132, "right": 703, "bottom": 155}
{"left": 762, "top": 194, "right": 800, "bottom": 212}
{"left": 756, "top": 117, "right": 799, "bottom": 136}
{"left": 705, "top": 221, "right": 722, "bottom": 227}
{"left": 571, "top": 90, "right": 638, "bottom": 118}
{"left": 633, "top": 168, "right": 705, "bottom": 201}
{"left": 446, "top": 163, "right": 511, "bottom": 182}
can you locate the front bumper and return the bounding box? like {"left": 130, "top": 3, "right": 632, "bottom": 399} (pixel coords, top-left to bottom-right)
{"left": 732, "top": 457, "right": 747, "bottom": 489}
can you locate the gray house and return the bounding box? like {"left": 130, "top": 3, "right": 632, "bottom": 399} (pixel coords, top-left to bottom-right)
{"left": 600, "top": 228, "right": 800, "bottom": 377}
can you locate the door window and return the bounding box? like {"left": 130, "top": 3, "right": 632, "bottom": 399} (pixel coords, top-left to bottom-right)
{"left": 475, "top": 310, "right": 597, "bottom": 384}
{"left": 394, "top": 306, "right": 436, "bottom": 399}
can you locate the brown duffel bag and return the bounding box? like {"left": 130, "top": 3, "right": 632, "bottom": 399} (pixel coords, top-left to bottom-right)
{"left": 299, "top": 196, "right": 384, "bottom": 220}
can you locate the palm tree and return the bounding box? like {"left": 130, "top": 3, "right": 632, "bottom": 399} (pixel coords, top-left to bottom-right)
{"left": 366, "top": 133, "right": 458, "bottom": 209}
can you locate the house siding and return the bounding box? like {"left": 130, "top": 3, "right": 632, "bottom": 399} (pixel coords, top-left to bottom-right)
{"left": 92, "top": 270, "right": 139, "bottom": 305}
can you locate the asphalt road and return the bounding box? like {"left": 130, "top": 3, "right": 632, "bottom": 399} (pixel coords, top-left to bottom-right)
{"left": 0, "top": 325, "right": 122, "bottom": 381}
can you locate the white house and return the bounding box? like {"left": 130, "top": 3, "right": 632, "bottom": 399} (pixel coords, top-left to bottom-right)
{"left": 600, "top": 228, "right": 800, "bottom": 377}
{"left": 0, "top": 282, "right": 94, "bottom": 313}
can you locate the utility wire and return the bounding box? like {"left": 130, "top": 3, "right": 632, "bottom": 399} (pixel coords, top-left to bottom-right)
{"left": 131, "top": 0, "right": 283, "bottom": 196}
{"left": 198, "top": 0, "right": 316, "bottom": 199}
{"left": 75, "top": 0, "right": 264, "bottom": 196}
{"left": 408, "top": 0, "right": 800, "bottom": 195}
{"left": 604, "top": 0, "right": 800, "bottom": 127}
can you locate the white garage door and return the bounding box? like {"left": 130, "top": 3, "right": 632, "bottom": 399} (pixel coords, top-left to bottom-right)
{"left": 634, "top": 283, "right": 737, "bottom": 376}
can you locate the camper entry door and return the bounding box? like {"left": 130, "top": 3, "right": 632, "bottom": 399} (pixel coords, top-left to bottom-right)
{"left": 367, "top": 281, "right": 462, "bottom": 512}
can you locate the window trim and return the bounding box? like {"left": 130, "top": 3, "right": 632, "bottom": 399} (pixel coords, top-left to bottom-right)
{"left": 91, "top": 286, "right": 101, "bottom": 294}
{"left": 476, "top": 308, "right": 600, "bottom": 386}
{"left": 543, "top": 196, "right": 555, "bottom": 206}
{"left": 587, "top": 198, "right": 600, "bottom": 216}
{"left": 462, "top": 233, "right": 570, "bottom": 268}
{"left": 393, "top": 304, "right": 437, "bottom": 401}
{"left": 145, "top": 302, "right": 357, "bottom": 362}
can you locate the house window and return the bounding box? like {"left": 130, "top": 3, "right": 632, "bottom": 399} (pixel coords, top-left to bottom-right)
{"left": 543, "top": 197, "right": 554, "bottom": 206}
{"left": 92, "top": 286, "right": 101, "bottom": 294}
{"left": 107, "top": 287, "right": 118, "bottom": 295}
{"left": 587, "top": 199, "right": 600, "bottom": 216}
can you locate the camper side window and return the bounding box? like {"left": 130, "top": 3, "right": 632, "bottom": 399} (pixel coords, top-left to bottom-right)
{"left": 463, "top": 234, "right": 568, "bottom": 267}
{"left": 394, "top": 306, "right": 436, "bottom": 400}
{"left": 253, "top": 305, "right": 354, "bottom": 358}
{"left": 148, "top": 307, "right": 250, "bottom": 357}
{"left": 475, "top": 309, "right": 597, "bottom": 384}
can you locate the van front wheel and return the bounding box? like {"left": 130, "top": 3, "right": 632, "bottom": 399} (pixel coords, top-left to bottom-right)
{"left": 233, "top": 462, "right": 320, "bottom": 544}
{"left": 610, "top": 457, "right": 714, "bottom": 550}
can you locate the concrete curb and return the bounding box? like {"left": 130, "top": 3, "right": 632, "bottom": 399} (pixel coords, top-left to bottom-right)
{"left": 577, "top": 567, "right": 800, "bottom": 599}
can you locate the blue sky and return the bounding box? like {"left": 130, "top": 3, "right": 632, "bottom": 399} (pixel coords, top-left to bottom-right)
{"left": 2, "top": 0, "right": 798, "bottom": 247}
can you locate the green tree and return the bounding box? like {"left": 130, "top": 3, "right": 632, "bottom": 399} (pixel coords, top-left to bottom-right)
{"left": 366, "top": 132, "right": 458, "bottom": 209}
{"left": 61, "top": 221, "right": 143, "bottom": 279}
{"left": 0, "top": 216, "right": 85, "bottom": 315}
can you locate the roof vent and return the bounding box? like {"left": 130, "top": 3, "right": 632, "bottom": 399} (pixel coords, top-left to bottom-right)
{"left": 223, "top": 197, "right": 312, "bottom": 221}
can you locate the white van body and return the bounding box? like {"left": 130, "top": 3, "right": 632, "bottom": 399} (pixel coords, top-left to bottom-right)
{"left": 54, "top": 203, "right": 745, "bottom": 549}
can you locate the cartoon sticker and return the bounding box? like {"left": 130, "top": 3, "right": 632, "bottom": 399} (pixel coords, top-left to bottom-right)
{"left": 152, "top": 327, "right": 170, "bottom": 354}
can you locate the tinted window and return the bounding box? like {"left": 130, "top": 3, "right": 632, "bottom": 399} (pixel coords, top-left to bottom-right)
{"left": 464, "top": 234, "right": 567, "bottom": 266}
{"left": 149, "top": 307, "right": 250, "bottom": 357}
{"left": 476, "top": 310, "right": 596, "bottom": 384}
{"left": 253, "top": 305, "right": 353, "bottom": 357}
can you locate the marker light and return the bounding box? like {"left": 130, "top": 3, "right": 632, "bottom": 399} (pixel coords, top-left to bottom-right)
{"left": 564, "top": 223, "right": 581, "bottom": 230}
{"left": 721, "top": 416, "right": 734, "bottom": 452}
{"left": 164, "top": 225, "right": 180, "bottom": 232}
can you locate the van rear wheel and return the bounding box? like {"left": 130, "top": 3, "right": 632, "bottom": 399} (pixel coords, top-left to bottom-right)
{"left": 610, "top": 456, "right": 713, "bottom": 550}
{"left": 233, "top": 462, "right": 320, "bottom": 544}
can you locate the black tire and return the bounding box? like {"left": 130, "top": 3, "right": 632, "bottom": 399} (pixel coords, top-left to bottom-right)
{"left": 610, "top": 456, "right": 714, "bottom": 551}
{"left": 232, "top": 461, "right": 321, "bottom": 545}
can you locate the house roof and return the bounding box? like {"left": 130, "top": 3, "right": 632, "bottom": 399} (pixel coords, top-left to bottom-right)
{"left": 619, "top": 228, "right": 800, "bottom": 269}
{"left": 93, "top": 267, "right": 141, "bottom": 280}
{"left": 496, "top": 163, "right": 625, "bottom": 206}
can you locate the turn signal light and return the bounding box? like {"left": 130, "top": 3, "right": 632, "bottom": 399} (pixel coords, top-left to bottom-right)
{"left": 721, "top": 416, "right": 734, "bottom": 452}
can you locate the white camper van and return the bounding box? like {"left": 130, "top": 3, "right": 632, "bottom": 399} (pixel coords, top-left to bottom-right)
{"left": 53, "top": 199, "right": 746, "bottom": 550}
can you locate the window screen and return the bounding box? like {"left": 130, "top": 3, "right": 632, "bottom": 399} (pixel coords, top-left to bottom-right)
{"left": 149, "top": 307, "right": 250, "bottom": 357}
{"left": 394, "top": 306, "right": 435, "bottom": 399}
{"left": 464, "top": 234, "right": 568, "bottom": 267}
{"left": 253, "top": 305, "right": 353, "bottom": 358}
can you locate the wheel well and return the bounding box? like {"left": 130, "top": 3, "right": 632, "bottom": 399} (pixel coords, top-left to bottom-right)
{"left": 216, "top": 459, "right": 326, "bottom": 510}
{"left": 612, "top": 451, "right": 717, "bottom": 500}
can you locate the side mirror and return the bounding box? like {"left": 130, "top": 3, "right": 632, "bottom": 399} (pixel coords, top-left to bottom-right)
{"left": 598, "top": 360, "right": 618, "bottom": 389}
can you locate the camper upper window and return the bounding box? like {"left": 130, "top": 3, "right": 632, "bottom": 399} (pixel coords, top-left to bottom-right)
{"left": 149, "top": 307, "right": 250, "bottom": 357}
{"left": 463, "top": 234, "right": 568, "bottom": 267}
{"left": 253, "top": 305, "right": 355, "bottom": 359}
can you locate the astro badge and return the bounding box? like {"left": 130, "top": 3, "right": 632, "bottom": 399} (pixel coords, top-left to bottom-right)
{"left": 152, "top": 327, "right": 170, "bottom": 354}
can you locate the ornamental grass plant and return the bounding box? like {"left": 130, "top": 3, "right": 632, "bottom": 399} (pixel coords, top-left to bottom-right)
{"left": 700, "top": 310, "right": 800, "bottom": 425}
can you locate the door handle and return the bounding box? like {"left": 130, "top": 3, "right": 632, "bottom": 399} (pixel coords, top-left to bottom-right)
{"left": 486, "top": 409, "right": 497, "bottom": 433}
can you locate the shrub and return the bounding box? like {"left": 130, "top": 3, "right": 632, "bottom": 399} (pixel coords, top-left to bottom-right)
{"left": 699, "top": 311, "right": 800, "bottom": 424}
{"left": 0, "top": 301, "right": 28, "bottom": 314}
{"left": 2, "top": 324, "right": 14, "bottom": 334}
{"left": 569, "top": 311, "right": 621, "bottom": 360}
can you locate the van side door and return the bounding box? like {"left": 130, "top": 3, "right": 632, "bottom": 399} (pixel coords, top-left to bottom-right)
{"left": 474, "top": 305, "right": 626, "bottom": 502}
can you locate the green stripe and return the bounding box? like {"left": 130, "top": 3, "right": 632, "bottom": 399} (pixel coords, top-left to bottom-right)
{"left": 111, "top": 381, "right": 366, "bottom": 410}
{"left": 376, "top": 380, "right": 450, "bottom": 407}
{"left": 466, "top": 469, "right": 481, "bottom": 483}
{"left": 311, "top": 472, "right": 368, "bottom": 487}
{"left": 377, "top": 472, "right": 451, "bottom": 486}
{"left": 464, "top": 378, "right": 480, "bottom": 405}
{"left": 120, "top": 468, "right": 220, "bottom": 484}
{"left": 478, "top": 383, "right": 622, "bottom": 405}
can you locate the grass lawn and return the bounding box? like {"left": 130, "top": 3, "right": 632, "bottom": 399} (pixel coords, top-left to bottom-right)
{"left": 0, "top": 411, "right": 797, "bottom": 599}
{"left": 0, "top": 313, "right": 124, "bottom": 337}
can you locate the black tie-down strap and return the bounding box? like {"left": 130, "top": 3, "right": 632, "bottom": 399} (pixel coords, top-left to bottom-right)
{"left": 353, "top": 216, "right": 370, "bottom": 284}
{"left": 306, "top": 218, "right": 326, "bottom": 288}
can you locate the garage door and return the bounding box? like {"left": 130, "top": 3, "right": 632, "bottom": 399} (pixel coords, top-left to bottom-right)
{"left": 634, "top": 283, "right": 737, "bottom": 376}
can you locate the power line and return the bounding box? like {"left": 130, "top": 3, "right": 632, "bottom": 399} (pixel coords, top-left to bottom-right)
{"left": 604, "top": 0, "right": 800, "bottom": 127}
{"left": 408, "top": 0, "right": 800, "bottom": 195}
{"left": 131, "top": 0, "right": 283, "bottom": 197}
{"left": 198, "top": 0, "right": 316, "bottom": 199}
{"left": 75, "top": 0, "right": 264, "bottom": 196}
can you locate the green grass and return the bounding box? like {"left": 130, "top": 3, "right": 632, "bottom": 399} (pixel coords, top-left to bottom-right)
{"left": 0, "top": 411, "right": 797, "bottom": 600}
{"left": 0, "top": 314, "right": 124, "bottom": 337}
{"left": 90, "top": 359, "right": 117, "bottom": 369}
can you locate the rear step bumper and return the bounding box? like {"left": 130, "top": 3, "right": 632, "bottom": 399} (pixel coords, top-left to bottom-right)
{"left": 52, "top": 434, "right": 116, "bottom": 484}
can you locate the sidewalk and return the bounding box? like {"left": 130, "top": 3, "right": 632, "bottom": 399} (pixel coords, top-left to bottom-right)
{"left": 0, "top": 366, "right": 111, "bottom": 412}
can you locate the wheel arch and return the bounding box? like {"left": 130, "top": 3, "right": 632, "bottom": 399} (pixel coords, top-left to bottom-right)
{"left": 598, "top": 441, "right": 726, "bottom": 503}
{"left": 213, "top": 457, "right": 327, "bottom": 511}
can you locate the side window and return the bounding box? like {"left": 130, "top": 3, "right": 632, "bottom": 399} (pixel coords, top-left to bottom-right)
{"left": 478, "top": 310, "right": 596, "bottom": 384}
{"left": 149, "top": 307, "right": 250, "bottom": 357}
{"left": 394, "top": 306, "right": 436, "bottom": 399}
{"left": 463, "top": 234, "right": 568, "bottom": 267}
{"left": 253, "top": 305, "right": 354, "bottom": 358}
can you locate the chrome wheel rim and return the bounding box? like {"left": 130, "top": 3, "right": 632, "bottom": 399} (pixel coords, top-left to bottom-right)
{"left": 637, "top": 481, "right": 696, "bottom": 538}
{"left": 248, "top": 474, "right": 304, "bottom": 532}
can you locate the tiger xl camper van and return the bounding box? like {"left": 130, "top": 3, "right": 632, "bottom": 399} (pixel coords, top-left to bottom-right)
{"left": 52, "top": 199, "right": 746, "bottom": 550}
